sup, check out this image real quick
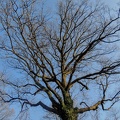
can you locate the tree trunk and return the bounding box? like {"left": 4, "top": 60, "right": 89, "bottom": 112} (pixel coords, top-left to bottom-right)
{"left": 60, "top": 109, "right": 78, "bottom": 120}
{"left": 58, "top": 92, "right": 78, "bottom": 120}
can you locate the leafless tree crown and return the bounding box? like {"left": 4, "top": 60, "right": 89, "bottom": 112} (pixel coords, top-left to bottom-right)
{"left": 0, "top": 0, "right": 120, "bottom": 119}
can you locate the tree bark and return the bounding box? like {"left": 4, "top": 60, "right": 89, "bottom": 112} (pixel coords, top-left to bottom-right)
{"left": 58, "top": 92, "right": 78, "bottom": 120}
{"left": 60, "top": 111, "right": 78, "bottom": 120}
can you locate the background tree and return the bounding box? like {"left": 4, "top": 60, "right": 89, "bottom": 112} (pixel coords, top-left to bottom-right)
{"left": 0, "top": 102, "right": 14, "bottom": 120}
{"left": 0, "top": 73, "right": 14, "bottom": 120}
{"left": 0, "top": 0, "right": 120, "bottom": 120}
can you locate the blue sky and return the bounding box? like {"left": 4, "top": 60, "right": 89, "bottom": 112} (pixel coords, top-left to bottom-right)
{"left": 104, "top": 0, "right": 120, "bottom": 8}
{"left": 0, "top": 0, "right": 120, "bottom": 120}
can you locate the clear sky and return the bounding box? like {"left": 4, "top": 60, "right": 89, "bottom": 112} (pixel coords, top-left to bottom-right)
{"left": 103, "top": 0, "right": 120, "bottom": 9}
{"left": 0, "top": 0, "right": 120, "bottom": 120}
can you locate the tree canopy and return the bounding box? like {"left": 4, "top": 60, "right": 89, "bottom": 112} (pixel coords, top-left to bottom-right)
{"left": 0, "top": 0, "right": 120, "bottom": 120}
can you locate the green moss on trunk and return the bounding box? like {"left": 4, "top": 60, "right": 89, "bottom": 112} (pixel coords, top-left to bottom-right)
{"left": 58, "top": 92, "right": 78, "bottom": 120}
{"left": 59, "top": 107, "right": 78, "bottom": 120}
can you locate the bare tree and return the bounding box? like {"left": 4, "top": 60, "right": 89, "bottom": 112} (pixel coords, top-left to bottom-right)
{"left": 0, "top": 101, "right": 14, "bottom": 120}
{"left": 0, "top": 0, "right": 120, "bottom": 120}
{"left": 0, "top": 74, "right": 14, "bottom": 120}
{"left": 105, "top": 107, "right": 120, "bottom": 120}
